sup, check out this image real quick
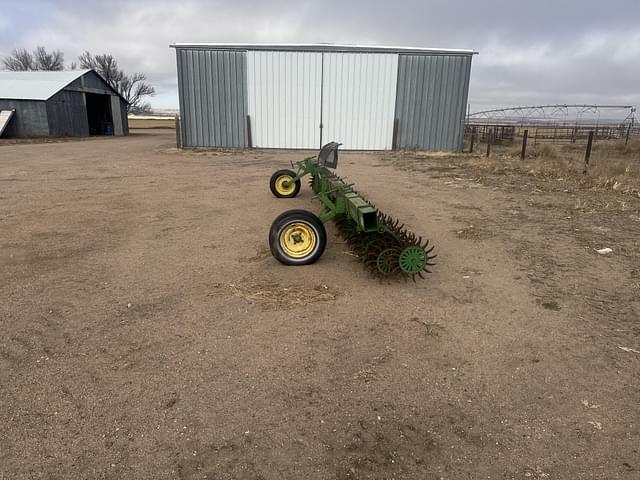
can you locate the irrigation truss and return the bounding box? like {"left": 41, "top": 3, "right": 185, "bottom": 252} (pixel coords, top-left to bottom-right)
{"left": 467, "top": 104, "right": 637, "bottom": 127}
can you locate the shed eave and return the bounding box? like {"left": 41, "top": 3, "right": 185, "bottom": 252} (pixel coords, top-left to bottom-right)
{"left": 170, "top": 43, "right": 477, "bottom": 56}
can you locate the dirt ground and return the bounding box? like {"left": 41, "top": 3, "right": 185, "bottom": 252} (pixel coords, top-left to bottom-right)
{"left": 1, "top": 130, "right": 638, "bottom": 480}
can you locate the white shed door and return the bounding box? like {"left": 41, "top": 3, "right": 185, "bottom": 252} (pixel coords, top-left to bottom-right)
{"left": 247, "top": 51, "right": 322, "bottom": 149}
{"left": 322, "top": 53, "right": 398, "bottom": 150}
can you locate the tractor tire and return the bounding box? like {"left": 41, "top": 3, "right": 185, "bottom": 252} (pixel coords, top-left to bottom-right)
{"left": 270, "top": 169, "right": 301, "bottom": 198}
{"left": 269, "top": 209, "right": 327, "bottom": 265}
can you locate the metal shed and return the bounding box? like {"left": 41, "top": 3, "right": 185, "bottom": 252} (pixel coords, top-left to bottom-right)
{"left": 0, "top": 69, "right": 129, "bottom": 138}
{"left": 172, "top": 43, "right": 476, "bottom": 151}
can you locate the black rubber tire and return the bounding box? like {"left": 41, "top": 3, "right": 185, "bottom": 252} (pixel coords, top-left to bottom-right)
{"left": 269, "top": 209, "right": 327, "bottom": 265}
{"left": 269, "top": 169, "right": 301, "bottom": 198}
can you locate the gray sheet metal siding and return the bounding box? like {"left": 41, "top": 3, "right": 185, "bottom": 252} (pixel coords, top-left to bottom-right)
{"left": 0, "top": 99, "right": 48, "bottom": 137}
{"left": 111, "top": 96, "right": 123, "bottom": 135}
{"left": 46, "top": 90, "right": 89, "bottom": 136}
{"left": 176, "top": 48, "right": 247, "bottom": 147}
{"left": 395, "top": 54, "right": 472, "bottom": 151}
{"left": 120, "top": 102, "right": 129, "bottom": 135}
{"left": 81, "top": 71, "right": 112, "bottom": 91}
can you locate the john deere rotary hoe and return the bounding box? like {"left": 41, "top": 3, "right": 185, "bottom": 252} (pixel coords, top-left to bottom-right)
{"left": 267, "top": 142, "right": 436, "bottom": 280}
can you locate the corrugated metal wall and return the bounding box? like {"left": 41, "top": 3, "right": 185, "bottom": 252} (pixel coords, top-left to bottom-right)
{"left": 110, "top": 96, "right": 123, "bottom": 135}
{"left": 174, "top": 46, "right": 474, "bottom": 151}
{"left": 246, "top": 51, "right": 322, "bottom": 149}
{"left": 81, "top": 71, "right": 113, "bottom": 91}
{"left": 395, "top": 55, "right": 472, "bottom": 151}
{"left": 322, "top": 53, "right": 398, "bottom": 150}
{"left": 0, "top": 99, "right": 49, "bottom": 137}
{"left": 176, "top": 49, "right": 248, "bottom": 147}
{"left": 120, "top": 102, "right": 129, "bottom": 135}
{"left": 46, "top": 91, "right": 89, "bottom": 136}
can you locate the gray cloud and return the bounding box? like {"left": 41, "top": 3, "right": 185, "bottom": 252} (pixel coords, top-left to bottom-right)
{"left": 1, "top": 0, "right": 638, "bottom": 111}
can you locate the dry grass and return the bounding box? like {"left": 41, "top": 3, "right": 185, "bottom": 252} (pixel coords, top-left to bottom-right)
{"left": 211, "top": 278, "right": 338, "bottom": 310}
{"left": 128, "top": 117, "right": 176, "bottom": 129}
{"left": 473, "top": 137, "right": 640, "bottom": 196}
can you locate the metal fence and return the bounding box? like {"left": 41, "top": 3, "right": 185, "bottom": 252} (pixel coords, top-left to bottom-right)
{"left": 465, "top": 123, "right": 640, "bottom": 146}
{"left": 464, "top": 122, "right": 640, "bottom": 166}
{"left": 529, "top": 125, "right": 640, "bottom": 144}
{"left": 464, "top": 124, "right": 515, "bottom": 143}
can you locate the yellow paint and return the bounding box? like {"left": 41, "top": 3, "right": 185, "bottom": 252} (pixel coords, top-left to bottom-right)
{"left": 275, "top": 175, "right": 296, "bottom": 196}
{"left": 279, "top": 222, "right": 316, "bottom": 258}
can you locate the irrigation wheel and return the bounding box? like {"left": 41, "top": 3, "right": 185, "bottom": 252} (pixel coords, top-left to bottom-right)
{"left": 270, "top": 169, "right": 301, "bottom": 198}
{"left": 269, "top": 209, "right": 327, "bottom": 265}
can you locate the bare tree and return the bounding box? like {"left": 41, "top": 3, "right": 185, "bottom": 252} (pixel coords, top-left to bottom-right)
{"left": 33, "top": 46, "right": 65, "bottom": 70}
{"left": 79, "top": 51, "right": 155, "bottom": 114}
{"left": 3, "top": 48, "right": 35, "bottom": 71}
{"left": 3, "top": 46, "right": 65, "bottom": 71}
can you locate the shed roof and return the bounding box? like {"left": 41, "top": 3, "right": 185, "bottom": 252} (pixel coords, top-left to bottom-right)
{"left": 171, "top": 43, "right": 477, "bottom": 56}
{"left": 0, "top": 69, "right": 121, "bottom": 101}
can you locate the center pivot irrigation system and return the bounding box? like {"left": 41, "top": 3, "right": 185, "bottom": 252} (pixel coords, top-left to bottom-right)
{"left": 267, "top": 142, "right": 436, "bottom": 280}
{"left": 468, "top": 104, "right": 638, "bottom": 126}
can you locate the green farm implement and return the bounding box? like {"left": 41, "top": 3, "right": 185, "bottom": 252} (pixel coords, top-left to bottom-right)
{"left": 268, "top": 142, "right": 436, "bottom": 280}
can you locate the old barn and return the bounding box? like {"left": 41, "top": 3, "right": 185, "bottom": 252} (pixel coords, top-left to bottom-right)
{"left": 0, "top": 69, "right": 128, "bottom": 138}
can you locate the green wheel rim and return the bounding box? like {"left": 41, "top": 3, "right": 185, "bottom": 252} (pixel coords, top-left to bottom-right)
{"left": 398, "top": 246, "right": 427, "bottom": 274}
{"left": 376, "top": 248, "right": 399, "bottom": 276}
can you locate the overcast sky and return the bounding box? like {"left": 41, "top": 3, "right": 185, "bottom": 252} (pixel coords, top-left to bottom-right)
{"left": 1, "top": 0, "right": 638, "bottom": 113}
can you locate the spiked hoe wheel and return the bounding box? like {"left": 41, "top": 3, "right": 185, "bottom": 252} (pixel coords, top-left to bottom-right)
{"left": 267, "top": 142, "right": 436, "bottom": 280}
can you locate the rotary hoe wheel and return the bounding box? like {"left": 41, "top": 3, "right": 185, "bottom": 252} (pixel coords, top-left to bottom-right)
{"left": 269, "top": 209, "right": 327, "bottom": 265}
{"left": 333, "top": 211, "right": 437, "bottom": 280}
{"left": 270, "top": 169, "right": 301, "bottom": 198}
{"left": 308, "top": 174, "right": 321, "bottom": 194}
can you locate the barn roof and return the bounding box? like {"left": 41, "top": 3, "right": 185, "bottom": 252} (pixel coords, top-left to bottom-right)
{"left": 171, "top": 43, "right": 477, "bottom": 56}
{"left": 0, "top": 69, "right": 126, "bottom": 102}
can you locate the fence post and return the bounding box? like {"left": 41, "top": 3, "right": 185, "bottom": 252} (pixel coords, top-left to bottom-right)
{"left": 175, "top": 115, "right": 181, "bottom": 149}
{"left": 470, "top": 126, "right": 476, "bottom": 153}
{"left": 521, "top": 129, "right": 528, "bottom": 160}
{"left": 583, "top": 130, "right": 594, "bottom": 174}
{"left": 626, "top": 123, "right": 632, "bottom": 145}
{"left": 486, "top": 129, "right": 492, "bottom": 157}
{"left": 392, "top": 118, "right": 399, "bottom": 150}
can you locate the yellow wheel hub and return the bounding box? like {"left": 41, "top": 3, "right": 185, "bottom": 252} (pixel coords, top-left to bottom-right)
{"left": 279, "top": 222, "right": 317, "bottom": 258}
{"left": 275, "top": 175, "right": 296, "bottom": 196}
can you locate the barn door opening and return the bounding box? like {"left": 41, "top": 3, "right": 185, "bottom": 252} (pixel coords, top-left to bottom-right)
{"left": 86, "top": 93, "right": 114, "bottom": 135}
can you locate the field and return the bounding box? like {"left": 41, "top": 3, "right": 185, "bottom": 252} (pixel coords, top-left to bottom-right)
{"left": 1, "top": 130, "right": 639, "bottom": 479}
{"left": 128, "top": 116, "right": 176, "bottom": 129}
